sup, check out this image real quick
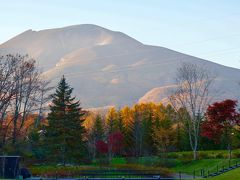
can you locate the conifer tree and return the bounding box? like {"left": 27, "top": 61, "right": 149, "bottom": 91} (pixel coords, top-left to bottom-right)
{"left": 45, "top": 76, "right": 85, "bottom": 165}
{"left": 90, "top": 114, "right": 104, "bottom": 159}
{"left": 92, "top": 114, "right": 104, "bottom": 141}
{"left": 121, "top": 106, "right": 134, "bottom": 156}
{"left": 132, "top": 105, "right": 143, "bottom": 157}
{"left": 106, "top": 107, "right": 118, "bottom": 134}
{"left": 142, "top": 105, "right": 154, "bottom": 155}
{"left": 116, "top": 110, "right": 125, "bottom": 134}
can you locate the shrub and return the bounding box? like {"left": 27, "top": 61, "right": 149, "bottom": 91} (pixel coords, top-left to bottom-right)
{"left": 137, "top": 156, "right": 158, "bottom": 166}
{"left": 215, "top": 153, "right": 224, "bottom": 159}
{"left": 126, "top": 157, "right": 138, "bottom": 164}
{"left": 96, "top": 157, "right": 109, "bottom": 166}
{"left": 81, "top": 159, "right": 92, "bottom": 165}
{"left": 154, "top": 159, "right": 178, "bottom": 168}
{"left": 30, "top": 165, "right": 104, "bottom": 177}
{"left": 199, "top": 152, "right": 211, "bottom": 159}
{"left": 175, "top": 152, "right": 193, "bottom": 159}
{"left": 167, "top": 153, "right": 179, "bottom": 159}
{"left": 112, "top": 164, "right": 172, "bottom": 176}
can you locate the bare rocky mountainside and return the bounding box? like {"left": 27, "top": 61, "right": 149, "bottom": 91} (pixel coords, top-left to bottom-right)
{"left": 0, "top": 24, "right": 239, "bottom": 108}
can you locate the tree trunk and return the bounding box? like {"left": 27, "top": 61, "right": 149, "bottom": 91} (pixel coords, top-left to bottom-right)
{"left": 193, "top": 149, "right": 198, "bottom": 160}
{"left": 228, "top": 144, "right": 232, "bottom": 160}
{"left": 108, "top": 144, "right": 113, "bottom": 163}
{"left": 12, "top": 118, "right": 17, "bottom": 145}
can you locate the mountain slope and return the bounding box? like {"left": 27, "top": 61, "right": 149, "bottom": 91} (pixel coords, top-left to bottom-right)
{"left": 0, "top": 24, "right": 239, "bottom": 108}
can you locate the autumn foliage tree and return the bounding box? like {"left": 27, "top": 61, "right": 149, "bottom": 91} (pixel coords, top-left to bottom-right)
{"left": 96, "top": 131, "right": 124, "bottom": 162}
{"left": 107, "top": 131, "right": 124, "bottom": 161}
{"left": 0, "top": 54, "right": 51, "bottom": 154}
{"left": 153, "top": 105, "right": 177, "bottom": 157}
{"left": 96, "top": 140, "right": 108, "bottom": 155}
{"left": 201, "top": 99, "right": 240, "bottom": 159}
{"left": 93, "top": 103, "right": 185, "bottom": 159}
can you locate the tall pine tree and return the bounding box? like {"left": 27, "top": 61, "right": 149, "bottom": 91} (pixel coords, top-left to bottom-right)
{"left": 92, "top": 114, "right": 104, "bottom": 142}
{"left": 45, "top": 76, "right": 85, "bottom": 165}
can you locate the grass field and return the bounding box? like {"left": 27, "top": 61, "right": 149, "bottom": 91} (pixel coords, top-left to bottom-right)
{"left": 209, "top": 168, "right": 240, "bottom": 179}
{"left": 172, "top": 159, "right": 240, "bottom": 177}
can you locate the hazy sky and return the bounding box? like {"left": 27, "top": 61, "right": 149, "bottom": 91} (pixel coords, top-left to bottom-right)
{"left": 1, "top": 0, "right": 240, "bottom": 68}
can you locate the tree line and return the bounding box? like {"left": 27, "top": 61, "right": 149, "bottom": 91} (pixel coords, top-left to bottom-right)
{"left": 84, "top": 100, "right": 240, "bottom": 163}
{"left": 0, "top": 54, "right": 239, "bottom": 165}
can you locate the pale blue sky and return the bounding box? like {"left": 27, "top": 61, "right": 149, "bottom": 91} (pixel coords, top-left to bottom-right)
{"left": 1, "top": 0, "right": 240, "bottom": 68}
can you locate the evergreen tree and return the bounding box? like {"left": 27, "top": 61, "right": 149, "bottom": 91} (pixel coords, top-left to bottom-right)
{"left": 121, "top": 106, "right": 134, "bottom": 156}
{"left": 116, "top": 110, "right": 125, "bottom": 134}
{"left": 45, "top": 76, "right": 85, "bottom": 165}
{"left": 90, "top": 114, "right": 104, "bottom": 159}
{"left": 106, "top": 107, "right": 118, "bottom": 134}
{"left": 92, "top": 114, "right": 104, "bottom": 141}
{"left": 142, "top": 105, "right": 154, "bottom": 155}
{"left": 132, "top": 105, "right": 143, "bottom": 157}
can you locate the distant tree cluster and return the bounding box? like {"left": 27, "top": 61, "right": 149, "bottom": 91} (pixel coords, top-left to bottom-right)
{"left": 84, "top": 103, "right": 190, "bottom": 161}
{"left": 83, "top": 101, "right": 240, "bottom": 162}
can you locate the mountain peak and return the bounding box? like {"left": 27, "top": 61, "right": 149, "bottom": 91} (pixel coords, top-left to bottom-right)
{"left": 0, "top": 25, "right": 239, "bottom": 108}
{"left": 0, "top": 24, "right": 142, "bottom": 49}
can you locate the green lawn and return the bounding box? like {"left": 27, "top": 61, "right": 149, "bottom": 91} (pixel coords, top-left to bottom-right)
{"left": 96, "top": 156, "right": 240, "bottom": 178}
{"left": 172, "top": 159, "right": 240, "bottom": 177}
{"left": 208, "top": 168, "right": 240, "bottom": 179}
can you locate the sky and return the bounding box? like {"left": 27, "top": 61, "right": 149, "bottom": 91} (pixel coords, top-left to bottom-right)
{"left": 1, "top": 0, "right": 240, "bottom": 69}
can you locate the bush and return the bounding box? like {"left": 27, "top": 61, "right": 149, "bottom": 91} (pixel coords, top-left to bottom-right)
{"left": 96, "top": 157, "right": 109, "bottom": 166}
{"left": 233, "top": 152, "right": 240, "bottom": 158}
{"left": 199, "top": 152, "right": 211, "bottom": 159}
{"left": 167, "top": 153, "right": 179, "bottom": 159}
{"left": 112, "top": 164, "right": 172, "bottom": 176}
{"left": 126, "top": 157, "right": 138, "bottom": 164}
{"left": 137, "top": 157, "right": 159, "bottom": 166}
{"left": 215, "top": 153, "right": 224, "bottom": 159}
{"left": 173, "top": 152, "right": 193, "bottom": 159}
{"left": 81, "top": 157, "right": 92, "bottom": 165}
{"left": 30, "top": 165, "right": 104, "bottom": 177}
{"left": 154, "top": 159, "right": 178, "bottom": 168}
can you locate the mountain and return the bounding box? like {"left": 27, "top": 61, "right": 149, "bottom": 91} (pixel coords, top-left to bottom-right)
{"left": 0, "top": 24, "right": 239, "bottom": 108}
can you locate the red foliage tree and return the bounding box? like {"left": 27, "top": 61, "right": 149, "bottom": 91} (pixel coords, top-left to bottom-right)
{"left": 107, "top": 131, "right": 124, "bottom": 161}
{"left": 95, "top": 131, "right": 124, "bottom": 161}
{"left": 108, "top": 131, "right": 124, "bottom": 154}
{"left": 96, "top": 140, "right": 108, "bottom": 154}
{"left": 201, "top": 99, "right": 240, "bottom": 158}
